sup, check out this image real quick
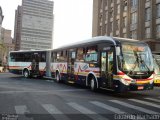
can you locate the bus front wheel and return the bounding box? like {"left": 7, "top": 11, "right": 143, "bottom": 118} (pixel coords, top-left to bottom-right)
{"left": 23, "top": 69, "right": 30, "bottom": 78}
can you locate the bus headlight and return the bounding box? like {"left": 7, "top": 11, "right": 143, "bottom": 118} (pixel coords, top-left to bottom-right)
{"left": 121, "top": 79, "right": 129, "bottom": 86}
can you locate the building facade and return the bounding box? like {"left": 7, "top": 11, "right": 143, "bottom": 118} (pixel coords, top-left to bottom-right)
{"left": 0, "top": 28, "right": 14, "bottom": 66}
{"left": 14, "top": 6, "right": 22, "bottom": 51}
{"left": 0, "top": 6, "right": 4, "bottom": 43}
{"left": 92, "top": 0, "right": 160, "bottom": 52}
{"left": 14, "top": 0, "right": 54, "bottom": 50}
{"left": 0, "top": 6, "right": 4, "bottom": 66}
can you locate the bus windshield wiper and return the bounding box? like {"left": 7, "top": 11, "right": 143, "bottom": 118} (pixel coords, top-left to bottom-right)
{"left": 138, "top": 55, "right": 150, "bottom": 73}
{"left": 126, "top": 60, "right": 138, "bottom": 76}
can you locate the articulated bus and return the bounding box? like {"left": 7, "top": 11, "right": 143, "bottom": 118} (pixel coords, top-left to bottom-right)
{"left": 8, "top": 36, "right": 154, "bottom": 92}
{"left": 8, "top": 50, "right": 50, "bottom": 78}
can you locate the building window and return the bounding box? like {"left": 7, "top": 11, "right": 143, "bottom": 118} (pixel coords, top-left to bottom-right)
{"left": 145, "top": 27, "right": 151, "bottom": 38}
{"left": 123, "top": 33, "right": 127, "bottom": 38}
{"left": 131, "top": 0, "right": 138, "bottom": 7}
{"left": 100, "top": 0, "right": 103, "bottom": 9}
{"left": 105, "top": 23, "right": 107, "bottom": 34}
{"left": 130, "top": 30, "right": 137, "bottom": 39}
{"left": 105, "top": 11, "right": 108, "bottom": 20}
{"left": 116, "top": 19, "right": 120, "bottom": 30}
{"left": 123, "top": 0, "right": 127, "bottom": 11}
{"left": 156, "top": 24, "right": 160, "bottom": 38}
{"left": 123, "top": 17, "right": 127, "bottom": 27}
{"left": 156, "top": 4, "right": 160, "bottom": 18}
{"left": 110, "top": 22, "right": 113, "bottom": 32}
{"left": 131, "top": 12, "right": 137, "bottom": 24}
{"left": 145, "top": 7, "right": 151, "bottom": 21}
{"left": 110, "top": 8, "right": 114, "bottom": 17}
{"left": 100, "top": 26, "right": 103, "bottom": 35}
{"left": 100, "top": 14, "right": 103, "bottom": 23}
{"left": 117, "top": 4, "right": 120, "bottom": 14}
{"left": 104, "top": 0, "right": 107, "bottom": 6}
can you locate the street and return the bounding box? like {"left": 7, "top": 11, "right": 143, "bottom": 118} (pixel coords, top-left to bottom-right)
{"left": 0, "top": 72, "right": 160, "bottom": 120}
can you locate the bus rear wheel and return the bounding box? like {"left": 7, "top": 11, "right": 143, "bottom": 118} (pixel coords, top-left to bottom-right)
{"left": 23, "top": 69, "right": 30, "bottom": 78}
{"left": 56, "top": 72, "right": 61, "bottom": 83}
{"left": 90, "top": 77, "right": 97, "bottom": 91}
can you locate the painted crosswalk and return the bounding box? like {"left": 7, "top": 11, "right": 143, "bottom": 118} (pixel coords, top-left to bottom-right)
{"left": 15, "top": 105, "right": 34, "bottom": 120}
{"left": 109, "top": 100, "right": 159, "bottom": 114}
{"left": 42, "top": 104, "right": 70, "bottom": 120}
{"left": 90, "top": 101, "right": 126, "bottom": 114}
{"left": 67, "top": 102, "right": 108, "bottom": 120}
{"left": 144, "top": 97, "right": 160, "bottom": 103}
{"left": 10, "top": 97, "right": 160, "bottom": 120}
{"left": 128, "top": 99, "right": 160, "bottom": 109}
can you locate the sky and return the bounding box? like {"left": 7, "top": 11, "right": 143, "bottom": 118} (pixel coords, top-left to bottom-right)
{"left": 0, "top": 0, "right": 93, "bottom": 48}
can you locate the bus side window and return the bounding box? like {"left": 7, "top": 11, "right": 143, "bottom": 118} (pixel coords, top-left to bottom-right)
{"left": 56, "top": 51, "right": 66, "bottom": 62}
{"left": 63, "top": 50, "right": 68, "bottom": 61}
{"left": 76, "top": 48, "right": 85, "bottom": 62}
{"left": 16, "top": 53, "right": 24, "bottom": 62}
{"left": 85, "top": 46, "right": 98, "bottom": 62}
{"left": 24, "top": 53, "right": 31, "bottom": 62}
{"left": 108, "top": 51, "right": 113, "bottom": 72}
{"left": 41, "top": 53, "right": 46, "bottom": 62}
{"left": 51, "top": 52, "right": 56, "bottom": 62}
{"left": 10, "top": 53, "right": 15, "bottom": 62}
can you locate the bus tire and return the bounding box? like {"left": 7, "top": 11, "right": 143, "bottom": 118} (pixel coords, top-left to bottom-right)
{"left": 23, "top": 69, "right": 30, "bottom": 78}
{"left": 90, "top": 77, "right": 97, "bottom": 91}
{"left": 56, "top": 72, "right": 61, "bottom": 83}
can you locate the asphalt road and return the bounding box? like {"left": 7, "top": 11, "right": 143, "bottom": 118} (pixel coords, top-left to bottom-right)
{"left": 0, "top": 72, "right": 160, "bottom": 120}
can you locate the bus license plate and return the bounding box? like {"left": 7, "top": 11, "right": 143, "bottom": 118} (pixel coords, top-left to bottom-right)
{"left": 138, "top": 86, "right": 144, "bottom": 90}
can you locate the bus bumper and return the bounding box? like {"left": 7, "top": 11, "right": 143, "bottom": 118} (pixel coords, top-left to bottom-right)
{"left": 114, "top": 81, "right": 154, "bottom": 92}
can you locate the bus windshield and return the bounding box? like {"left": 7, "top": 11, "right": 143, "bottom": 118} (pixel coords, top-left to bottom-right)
{"left": 119, "top": 43, "right": 154, "bottom": 75}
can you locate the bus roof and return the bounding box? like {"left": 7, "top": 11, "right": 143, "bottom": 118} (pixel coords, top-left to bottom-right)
{"left": 54, "top": 36, "right": 143, "bottom": 50}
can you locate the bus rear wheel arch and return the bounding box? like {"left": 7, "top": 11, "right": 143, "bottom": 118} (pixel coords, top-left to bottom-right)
{"left": 23, "top": 69, "right": 30, "bottom": 78}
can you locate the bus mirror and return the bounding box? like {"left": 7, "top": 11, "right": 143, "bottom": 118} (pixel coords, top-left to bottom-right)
{"left": 116, "top": 47, "right": 120, "bottom": 55}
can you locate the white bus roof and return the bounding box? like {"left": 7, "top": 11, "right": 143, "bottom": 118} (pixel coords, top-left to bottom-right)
{"left": 54, "top": 36, "right": 141, "bottom": 50}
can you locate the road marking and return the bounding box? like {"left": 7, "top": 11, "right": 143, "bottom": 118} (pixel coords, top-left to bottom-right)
{"left": 42, "top": 104, "right": 63, "bottom": 114}
{"left": 90, "top": 101, "right": 126, "bottom": 114}
{"left": 144, "top": 98, "right": 160, "bottom": 103}
{"left": 109, "top": 100, "right": 159, "bottom": 114}
{"left": 128, "top": 99, "right": 160, "bottom": 109}
{"left": 42, "top": 104, "right": 70, "bottom": 120}
{"left": 15, "top": 105, "right": 30, "bottom": 114}
{"left": 15, "top": 105, "right": 34, "bottom": 120}
{"left": 0, "top": 89, "right": 85, "bottom": 94}
{"left": 67, "top": 102, "right": 108, "bottom": 120}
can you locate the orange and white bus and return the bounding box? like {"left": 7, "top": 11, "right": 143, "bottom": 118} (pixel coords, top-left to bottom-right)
{"left": 50, "top": 36, "right": 154, "bottom": 92}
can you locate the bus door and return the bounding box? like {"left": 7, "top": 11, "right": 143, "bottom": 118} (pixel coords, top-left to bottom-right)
{"left": 67, "top": 50, "right": 76, "bottom": 82}
{"left": 31, "top": 53, "right": 40, "bottom": 75}
{"left": 101, "top": 50, "right": 114, "bottom": 88}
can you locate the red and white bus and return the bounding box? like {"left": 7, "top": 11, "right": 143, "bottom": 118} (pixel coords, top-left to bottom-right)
{"left": 8, "top": 50, "right": 50, "bottom": 78}
{"left": 50, "top": 36, "right": 154, "bottom": 92}
{"left": 8, "top": 36, "right": 154, "bottom": 92}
